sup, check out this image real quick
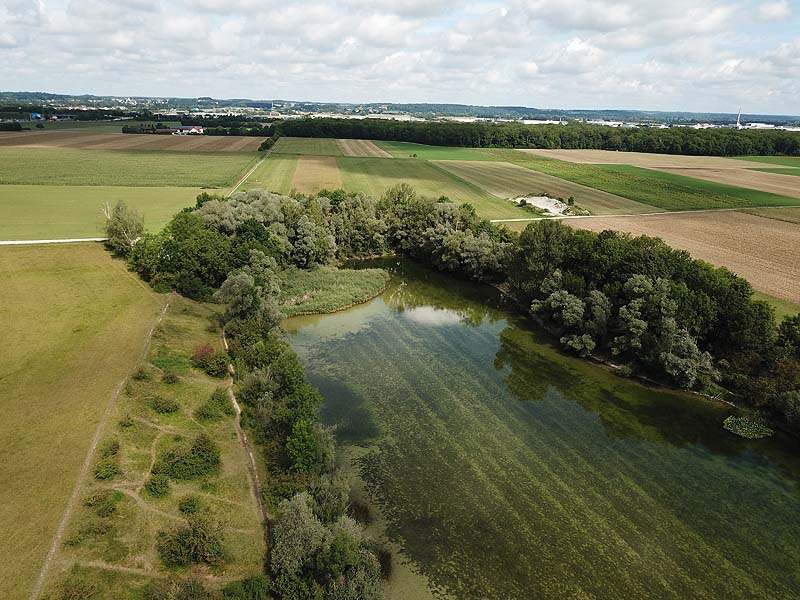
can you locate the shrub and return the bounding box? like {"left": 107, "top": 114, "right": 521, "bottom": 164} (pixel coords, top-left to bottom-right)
{"left": 56, "top": 572, "right": 98, "bottom": 600}
{"left": 145, "top": 473, "right": 171, "bottom": 497}
{"left": 149, "top": 395, "right": 179, "bottom": 414}
{"left": 154, "top": 433, "right": 221, "bottom": 480}
{"left": 157, "top": 513, "right": 225, "bottom": 567}
{"left": 178, "top": 495, "right": 202, "bottom": 514}
{"left": 83, "top": 490, "right": 123, "bottom": 517}
{"left": 205, "top": 351, "right": 230, "bottom": 378}
{"left": 118, "top": 414, "right": 134, "bottom": 428}
{"left": 221, "top": 574, "right": 271, "bottom": 600}
{"left": 132, "top": 366, "right": 151, "bottom": 381}
{"left": 723, "top": 415, "right": 775, "bottom": 439}
{"left": 145, "top": 577, "right": 213, "bottom": 600}
{"left": 99, "top": 438, "right": 120, "bottom": 458}
{"left": 194, "top": 387, "right": 235, "bottom": 421}
{"left": 162, "top": 371, "right": 180, "bottom": 384}
{"left": 192, "top": 344, "right": 216, "bottom": 368}
{"left": 94, "top": 458, "right": 121, "bottom": 480}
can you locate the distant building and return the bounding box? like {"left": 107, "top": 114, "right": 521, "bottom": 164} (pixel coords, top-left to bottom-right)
{"left": 171, "top": 125, "right": 204, "bottom": 135}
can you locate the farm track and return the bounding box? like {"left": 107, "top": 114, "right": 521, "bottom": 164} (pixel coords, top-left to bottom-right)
{"left": 29, "top": 294, "right": 172, "bottom": 600}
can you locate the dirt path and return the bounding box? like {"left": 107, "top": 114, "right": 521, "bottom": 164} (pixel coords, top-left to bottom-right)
{"left": 0, "top": 237, "right": 108, "bottom": 246}
{"left": 228, "top": 151, "right": 269, "bottom": 197}
{"left": 29, "top": 295, "right": 172, "bottom": 600}
{"left": 221, "top": 330, "right": 272, "bottom": 566}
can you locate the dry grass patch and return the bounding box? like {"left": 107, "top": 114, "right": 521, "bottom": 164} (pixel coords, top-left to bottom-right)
{"left": 567, "top": 211, "right": 800, "bottom": 303}
{"left": 337, "top": 138, "right": 393, "bottom": 158}
{"left": 739, "top": 206, "right": 800, "bottom": 224}
{"left": 0, "top": 131, "right": 264, "bottom": 152}
{"left": 652, "top": 167, "right": 800, "bottom": 199}
{"left": 435, "top": 160, "right": 652, "bottom": 215}
{"left": 291, "top": 156, "right": 343, "bottom": 194}
{"left": 521, "top": 149, "right": 770, "bottom": 169}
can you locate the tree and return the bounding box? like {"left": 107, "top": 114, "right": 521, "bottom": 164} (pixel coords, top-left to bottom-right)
{"left": 103, "top": 200, "right": 144, "bottom": 256}
{"left": 271, "top": 493, "right": 328, "bottom": 576}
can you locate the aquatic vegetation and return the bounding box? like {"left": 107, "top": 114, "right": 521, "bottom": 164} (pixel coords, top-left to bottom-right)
{"left": 723, "top": 415, "right": 775, "bottom": 439}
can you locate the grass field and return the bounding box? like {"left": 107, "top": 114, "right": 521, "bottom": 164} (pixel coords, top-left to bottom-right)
{"left": 271, "top": 137, "right": 343, "bottom": 156}
{"left": 21, "top": 121, "right": 181, "bottom": 133}
{"left": 735, "top": 156, "right": 800, "bottom": 167}
{"left": 291, "top": 156, "right": 343, "bottom": 194}
{"left": 337, "top": 139, "right": 392, "bottom": 158}
{"left": 376, "top": 141, "right": 492, "bottom": 161}
{"left": 0, "top": 243, "right": 165, "bottom": 600}
{"left": 336, "top": 156, "right": 530, "bottom": 219}
{"left": 566, "top": 211, "right": 800, "bottom": 303}
{"left": 752, "top": 168, "right": 800, "bottom": 177}
{"left": 0, "top": 148, "right": 258, "bottom": 187}
{"left": 242, "top": 155, "right": 297, "bottom": 194}
{"left": 0, "top": 185, "right": 199, "bottom": 239}
{"left": 435, "top": 160, "right": 653, "bottom": 215}
{"left": 43, "top": 295, "right": 265, "bottom": 598}
{"left": 739, "top": 206, "right": 800, "bottom": 224}
{"left": 0, "top": 131, "right": 265, "bottom": 152}
{"left": 653, "top": 166, "right": 800, "bottom": 199}
{"left": 523, "top": 149, "right": 770, "bottom": 169}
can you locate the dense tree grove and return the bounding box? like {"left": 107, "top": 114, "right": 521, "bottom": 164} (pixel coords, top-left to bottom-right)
{"left": 275, "top": 118, "right": 800, "bottom": 156}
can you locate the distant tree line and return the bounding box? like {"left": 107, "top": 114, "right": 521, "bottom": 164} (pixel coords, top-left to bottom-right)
{"left": 274, "top": 118, "right": 800, "bottom": 156}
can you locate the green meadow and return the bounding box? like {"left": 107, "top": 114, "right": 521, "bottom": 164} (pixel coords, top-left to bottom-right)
{"left": 271, "top": 136, "right": 343, "bottom": 156}
{"left": 375, "top": 141, "right": 493, "bottom": 161}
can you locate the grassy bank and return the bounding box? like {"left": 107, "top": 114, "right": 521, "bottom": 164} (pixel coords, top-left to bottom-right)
{"left": 278, "top": 267, "right": 391, "bottom": 316}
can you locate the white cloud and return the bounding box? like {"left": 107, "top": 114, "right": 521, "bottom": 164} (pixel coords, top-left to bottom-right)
{"left": 758, "top": 0, "right": 792, "bottom": 20}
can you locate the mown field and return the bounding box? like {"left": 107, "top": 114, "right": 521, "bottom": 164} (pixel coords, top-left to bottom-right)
{"left": 0, "top": 130, "right": 264, "bottom": 152}
{"left": 752, "top": 168, "right": 800, "bottom": 177}
{"left": 0, "top": 243, "right": 165, "bottom": 600}
{"left": 271, "top": 136, "right": 343, "bottom": 156}
{"left": 0, "top": 148, "right": 258, "bottom": 187}
{"left": 375, "top": 141, "right": 492, "bottom": 161}
{"left": 43, "top": 295, "right": 265, "bottom": 599}
{"left": 17, "top": 121, "right": 181, "bottom": 133}
{"left": 0, "top": 185, "right": 199, "bottom": 239}
{"left": 524, "top": 149, "right": 770, "bottom": 169}
{"left": 740, "top": 206, "right": 800, "bottom": 224}
{"left": 735, "top": 155, "right": 800, "bottom": 168}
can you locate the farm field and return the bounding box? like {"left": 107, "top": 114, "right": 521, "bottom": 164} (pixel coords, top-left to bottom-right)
{"left": 752, "top": 168, "right": 800, "bottom": 177}
{"left": 653, "top": 167, "right": 800, "bottom": 199}
{"left": 0, "top": 130, "right": 264, "bottom": 152}
{"left": 0, "top": 147, "right": 258, "bottom": 187}
{"left": 337, "top": 138, "right": 392, "bottom": 158}
{"left": 42, "top": 295, "right": 265, "bottom": 599}
{"left": 740, "top": 206, "right": 800, "bottom": 224}
{"left": 0, "top": 185, "right": 199, "bottom": 240}
{"left": 336, "top": 156, "right": 530, "bottom": 219}
{"left": 566, "top": 211, "right": 800, "bottom": 303}
{"left": 291, "top": 156, "right": 343, "bottom": 193}
{"left": 376, "top": 141, "right": 493, "bottom": 161}
{"left": 735, "top": 155, "right": 800, "bottom": 168}
{"left": 18, "top": 121, "right": 181, "bottom": 133}
{"left": 242, "top": 155, "right": 297, "bottom": 194}
{"left": 271, "top": 136, "right": 343, "bottom": 156}
{"left": 0, "top": 243, "right": 165, "bottom": 600}
{"left": 435, "top": 160, "right": 653, "bottom": 215}
{"left": 522, "top": 148, "right": 770, "bottom": 169}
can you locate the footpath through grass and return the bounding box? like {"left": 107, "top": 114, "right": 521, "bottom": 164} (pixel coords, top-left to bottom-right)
{"left": 0, "top": 147, "right": 259, "bottom": 187}
{"left": 0, "top": 185, "right": 199, "bottom": 240}
{"left": 0, "top": 243, "right": 165, "bottom": 600}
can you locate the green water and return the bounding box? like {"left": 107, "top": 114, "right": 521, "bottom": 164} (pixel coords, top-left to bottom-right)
{"left": 287, "top": 260, "right": 800, "bottom": 600}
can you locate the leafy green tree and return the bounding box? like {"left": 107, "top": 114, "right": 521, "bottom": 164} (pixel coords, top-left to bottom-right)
{"left": 103, "top": 201, "right": 144, "bottom": 256}
{"left": 287, "top": 419, "right": 319, "bottom": 472}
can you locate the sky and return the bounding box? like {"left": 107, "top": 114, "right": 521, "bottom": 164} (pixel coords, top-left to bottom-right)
{"left": 2, "top": 0, "right": 799, "bottom": 114}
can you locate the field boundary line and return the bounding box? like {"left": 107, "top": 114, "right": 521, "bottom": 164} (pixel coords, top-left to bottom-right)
{"left": 228, "top": 151, "right": 268, "bottom": 197}
{"left": 29, "top": 293, "right": 173, "bottom": 600}
{"left": 0, "top": 237, "right": 108, "bottom": 246}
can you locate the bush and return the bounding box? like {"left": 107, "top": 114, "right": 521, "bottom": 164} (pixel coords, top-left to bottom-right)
{"left": 149, "top": 395, "right": 179, "bottom": 414}
{"left": 83, "top": 490, "right": 123, "bottom": 517}
{"left": 145, "top": 577, "right": 213, "bottom": 600}
{"left": 194, "top": 387, "right": 235, "bottom": 421}
{"left": 157, "top": 513, "right": 225, "bottom": 567}
{"left": 132, "top": 366, "right": 151, "bottom": 381}
{"left": 145, "top": 473, "right": 171, "bottom": 497}
{"left": 118, "top": 414, "right": 134, "bottom": 428}
{"left": 178, "top": 495, "right": 202, "bottom": 514}
{"left": 192, "top": 344, "right": 216, "bottom": 368}
{"left": 162, "top": 371, "right": 180, "bottom": 384}
{"left": 192, "top": 343, "right": 230, "bottom": 377}
{"left": 99, "top": 438, "right": 120, "bottom": 458}
{"left": 153, "top": 433, "right": 221, "bottom": 480}
{"left": 221, "top": 575, "right": 271, "bottom": 600}
{"left": 723, "top": 415, "right": 775, "bottom": 439}
{"left": 56, "top": 572, "right": 98, "bottom": 600}
{"left": 94, "top": 439, "right": 121, "bottom": 480}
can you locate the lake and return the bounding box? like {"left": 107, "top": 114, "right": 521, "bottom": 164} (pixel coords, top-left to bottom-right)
{"left": 287, "top": 259, "right": 800, "bottom": 600}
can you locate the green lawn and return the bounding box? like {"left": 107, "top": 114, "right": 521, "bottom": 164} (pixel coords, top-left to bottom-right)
{"left": 751, "top": 168, "right": 800, "bottom": 177}
{"left": 735, "top": 156, "right": 800, "bottom": 167}
{"left": 375, "top": 141, "right": 494, "bottom": 161}
{"left": 0, "top": 148, "right": 258, "bottom": 187}
{"left": 0, "top": 243, "right": 165, "bottom": 600}
{"left": 336, "top": 156, "right": 529, "bottom": 219}
{"left": 242, "top": 155, "right": 298, "bottom": 194}
{"left": 271, "top": 137, "right": 343, "bottom": 156}
{"left": 753, "top": 291, "right": 800, "bottom": 322}
{"left": 0, "top": 185, "right": 199, "bottom": 239}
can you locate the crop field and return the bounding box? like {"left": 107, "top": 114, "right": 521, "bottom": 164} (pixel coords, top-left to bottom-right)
{"left": 42, "top": 295, "right": 265, "bottom": 599}
{"left": 0, "top": 185, "right": 199, "bottom": 240}
{"left": 0, "top": 130, "right": 264, "bottom": 151}
{"left": 752, "top": 167, "right": 800, "bottom": 177}
{"left": 336, "top": 156, "right": 530, "bottom": 219}
{"left": 337, "top": 138, "right": 393, "bottom": 158}
{"left": 376, "top": 141, "right": 493, "bottom": 161}
{"left": 271, "top": 136, "right": 343, "bottom": 156}
{"left": 15, "top": 121, "right": 181, "bottom": 133}
{"left": 740, "top": 206, "right": 800, "bottom": 224}
{"left": 522, "top": 148, "right": 770, "bottom": 169}
{"left": 735, "top": 155, "right": 800, "bottom": 168}
{"left": 0, "top": 243, "right": 165, "bottom": 600}
{"left": 566, "top": 211, "right": 800, "bottom": 303}
{"left": 654, "top": 167, "right": 800, "bottom": 199}
{"left": 435, "top": 160, "right": 652, "bottom": 215}
{"left": 0, "top": 147, "right": 258, "bottom": 187}
{"left": 242, "top": 155, "right": 297, "bottom": 194}
{"left": 291, "top": 156, "right": 343, "bottom": 194}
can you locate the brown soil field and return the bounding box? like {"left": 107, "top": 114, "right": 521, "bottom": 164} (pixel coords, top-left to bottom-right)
{"left": 0, "top": 131, "right": 263, "bottom": 152}
{"left": 653, "top": 167, "right": 800, "bottom": 199}
{"left": 435, "top": 160, "right": 653, "bottom": 215}
{"left": 522, "top": 149, "right": 769, "bottom": 169}
{"left": 567, "top": 211, "right": 800, "bottom": 303}
{"left": 337, "top": 138, "right": 392, "bottom": 158}
{"left": 740, "top": 206, "right": 800, "bottom": 224}
{"left": 291, "top": 156, "right": 342, "bottom": 193}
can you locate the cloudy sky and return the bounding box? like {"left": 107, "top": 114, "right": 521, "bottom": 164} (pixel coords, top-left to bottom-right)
{"left": 2, "top": 0, "right": 799, "bottom": 114}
